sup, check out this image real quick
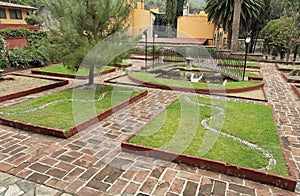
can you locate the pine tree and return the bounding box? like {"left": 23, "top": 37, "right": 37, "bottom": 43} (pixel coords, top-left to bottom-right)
{"left": 44, "top": 0, "right": 132, "bottom": 85}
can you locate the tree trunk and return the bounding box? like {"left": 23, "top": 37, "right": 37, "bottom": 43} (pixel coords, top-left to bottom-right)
{"left": 231, "top": 0, "right": 242, "bottom": 52}
{"left": 88, "top": 64, "right": 94, "bottom": 85}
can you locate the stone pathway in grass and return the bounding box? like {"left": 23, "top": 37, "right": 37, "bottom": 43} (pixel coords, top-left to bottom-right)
{"left": 183, "top": 96, "right": 276, "bottom": 171}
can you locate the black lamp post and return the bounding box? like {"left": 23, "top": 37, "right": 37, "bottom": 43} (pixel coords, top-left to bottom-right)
{"left": 242, "top": 34, "right": 251, "bottom": 81}
{"left": 152, "top": 32, "right": 158, "bottom": 69}
{"left": 142, "top": 29, "right": 148, "bottom": 69}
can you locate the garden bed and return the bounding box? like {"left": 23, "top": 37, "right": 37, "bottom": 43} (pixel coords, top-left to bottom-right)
{"left": 218, "top": 61, "right": 261, "bottom": 69}
{"left": 122, "top": 96, "right": 296, "bottom": 191}
{"left": 128, "top": 71, "right": 265, "bottom": 94}
{"left": 31, "top": 64, "right": 117, "bottom": 79}
{"left": 0, "top": 73, "right": 68, "bottom": 102}
{"left": 0, "top": 85, "right": 147, "bottom": 138}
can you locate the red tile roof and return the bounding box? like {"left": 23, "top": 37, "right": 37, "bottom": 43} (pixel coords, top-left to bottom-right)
{"left": 0, "top": 1, "right": 37, "bottom": 10}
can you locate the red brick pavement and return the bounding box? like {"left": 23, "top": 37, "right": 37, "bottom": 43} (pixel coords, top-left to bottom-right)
{"left": 0, "top": 62, "right": 299, "bottom": 195}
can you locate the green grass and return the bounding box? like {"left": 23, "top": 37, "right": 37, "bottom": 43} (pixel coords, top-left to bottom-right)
{"left": 129, "top": 96, "right": 289, "bottom": 176}
{"left": 0, "top": 86, "right": 141, "bottom": 132}
{"left": 39, "top": 64, "right": 114, "bottom": 76}
{"left": 220, "top": 60, "right": 260, "bottom": 67}
{"left": 131, "top": 71, "right": 261, "bottom": 89}
{"left": 278, "top": 64, "right": 300, "bottom": 70}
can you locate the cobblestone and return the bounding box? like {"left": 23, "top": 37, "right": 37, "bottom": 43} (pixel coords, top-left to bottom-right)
{"left": 0, "top": 61, "right": 299, "bottom": 195}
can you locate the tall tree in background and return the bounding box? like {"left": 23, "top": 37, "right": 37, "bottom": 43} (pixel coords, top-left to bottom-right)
{"left": 165, "top": 0, "right": 185, "bottom": 37}
{"left": 231, "top": 0, "right": 241, "bottom": 52}
{"left": 44, "top": 0, "right": 132, "bottom": 85}
{"left": 261, "top": 0, "right": 300, "bottom": 61}
{"left": 205, "top": 0, "right": 264, "bottom": 50}
{"left": 166, "top": 0, "right": 177, "bottom": 37}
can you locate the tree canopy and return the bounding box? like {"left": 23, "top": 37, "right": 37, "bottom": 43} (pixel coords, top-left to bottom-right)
{"left": 44, "top": 0, "right": 132, "bottom": 84}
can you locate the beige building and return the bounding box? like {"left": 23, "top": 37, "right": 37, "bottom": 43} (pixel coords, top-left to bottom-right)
{"left": 0, "top": 1, "right": 38, "bottom": 30}
{"left": 130, "top": 0, "right": 226, "bottom": 48}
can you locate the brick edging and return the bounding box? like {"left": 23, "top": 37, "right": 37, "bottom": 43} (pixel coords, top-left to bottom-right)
{"left": 280, "top": 72, "right": 300, "bottom": 83}
{"left": 128, "top": 71, "right": 264, "bottom": 94}
{"left": 121, "top": 141, "right": 296, "bottom": 191}
{"left": 291, "top": 85, "right": 300, "bottom": 99}
{"left": 31, "top": 67, "right": 116, "bottom": 79}
{"left": 0, "top": 74, "right": 69, "bottom": 102}
{"left": 0, "top": 90, "right": 148, "bottom": 138}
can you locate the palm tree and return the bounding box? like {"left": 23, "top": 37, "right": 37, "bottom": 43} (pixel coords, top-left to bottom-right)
{"left": 231, "top": 0, "right": 242, "bottom": 52}
{"left": 205, "top": 0, "right": 264, "bottom": 51}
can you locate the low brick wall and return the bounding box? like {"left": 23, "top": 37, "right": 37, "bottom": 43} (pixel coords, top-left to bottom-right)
{"left": 121, "top": 141, "right": 296, "bottom": 191}
{"left": 128, "top": 71, "right": 264, "bottom": 94}
{"left": 0, "top": 90, "right": 148, "bottom": 138}
{"left": 0, "top": 74, "right": 69, "bottom": 102}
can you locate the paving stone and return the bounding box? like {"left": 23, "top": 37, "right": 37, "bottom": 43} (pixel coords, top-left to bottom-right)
{"left": 169, "top": 178, "right": 185, "bottom": 194}
{"left": 4, "top": 184, "right": 24, "bottom": 196}
{"left": 0, "top": 187, "right": 6, "bottom": 194}
{"left": 29, "top": 163, "right": 51, "bottom": 173}
{"left": 140, "top": 177, "right": 158, "bottom": 194}
{"left": 27, "top": 173, "right": 50, "bottom": 184}
{"left": 198, "top": 177, "right": 213, "bottom": 195}
{"left": 0, "top": 173, "right": 11, "bottom": 182}
{"left": 16, "top": 180, "right": 38, "bottom": 192}
{"left": 212, "top": 180, "right": 227, "bottom": 195}
{"left": 2, "top": 177, "right": 20, "bottom": 187}
{"left": 229, "top": 183, "right": 255, "bottom": 196}
{"left": 109, "top": 157, "right": 133, "bottom": 170}
{"left": 183, "top": 181, "right": 198, "bottom": 196}
{"left": 35, "top": 185, "right": 59, "bottom": 196}
{"left": 152, "top": 181, "right": 170, "bottom": 196}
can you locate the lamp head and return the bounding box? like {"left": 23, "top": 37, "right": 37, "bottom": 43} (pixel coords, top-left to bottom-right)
{"left": 245, "top": 36, "right": 251, "bottom": 44}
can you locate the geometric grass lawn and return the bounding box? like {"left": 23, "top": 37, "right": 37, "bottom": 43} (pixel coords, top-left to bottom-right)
{"left": 0, "top": 85, "right": 141, "bottom": 133}
{"left": 130, "top": 71, "right": 262, "bottom": 89}
{"left": 38, "top": 63, "right": 115, "bottom": 76}
{"left": 129, "top": 96, "right": 289, "bottom": 176}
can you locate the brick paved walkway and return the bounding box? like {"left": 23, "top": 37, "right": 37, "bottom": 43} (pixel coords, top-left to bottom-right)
{"left": 0, "top": 61, "right": 299, "bottom": 196}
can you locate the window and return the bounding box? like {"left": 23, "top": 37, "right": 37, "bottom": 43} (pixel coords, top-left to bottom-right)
{"left": 0, "top": 8, "right": 6, "bottom": 19}
{"left": 9, "top": 9, "right": 22, "bottom": 19}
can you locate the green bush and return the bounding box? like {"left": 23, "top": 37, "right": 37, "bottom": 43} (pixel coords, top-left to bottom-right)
{"left": 8, "top": 49, "right": 30, "bottom": 68}
{"left": 0, "top": 36, "right": 8, "bottom": 69}
{"left": 25, "top": 14, "right": 42, "bottom": 26}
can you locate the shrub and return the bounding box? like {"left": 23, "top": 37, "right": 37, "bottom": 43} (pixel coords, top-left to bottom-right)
{"left": 8, "top": 49, "right": 30, "bottom": 68}
{"left": 0, "top": 36, "right": 8, "bottom": 69}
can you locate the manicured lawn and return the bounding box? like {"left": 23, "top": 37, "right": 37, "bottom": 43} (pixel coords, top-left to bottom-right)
{"left": 0, "top": 86, "right": 141, "bottom": 132}
{"left": 278, "top": 64, "right": 300, "bottom": 70}
{"left": 39, "top": 64, "right": 114, "bottom": 76}
{"left": 220, "top": 60, "right": 260, "bottom": 67}
{"left": 130, "top": 71, "right": 261, "bottom": 89}
{"left": 129, "top": 96, "right": 289, "bottom": 176}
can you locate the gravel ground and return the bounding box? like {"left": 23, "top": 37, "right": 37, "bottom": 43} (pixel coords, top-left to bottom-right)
{"left": 0, "top": 75, "right": 56, "bottom": 97}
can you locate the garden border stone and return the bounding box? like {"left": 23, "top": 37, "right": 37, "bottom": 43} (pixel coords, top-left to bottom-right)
{"left": 0, "top": 89, "right": 148, "bottom": 138}
{"left": 291, "top": 85, "right": 300, "bottom": 99}
{"left": 0, "top": 73, "right": 69, "bottom": 102}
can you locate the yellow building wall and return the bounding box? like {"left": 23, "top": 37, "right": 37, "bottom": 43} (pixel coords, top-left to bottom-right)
{"left": 131, "top": 8, "right": 151, "bottom": 37}
{"left": 177, "top": 11, "right": 215, "bottom": 45}
{"left": 0, "top": 8, "right": 28, "bottom": 24}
